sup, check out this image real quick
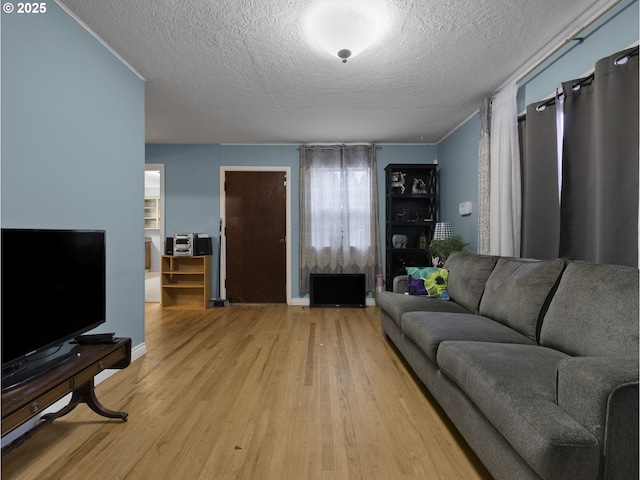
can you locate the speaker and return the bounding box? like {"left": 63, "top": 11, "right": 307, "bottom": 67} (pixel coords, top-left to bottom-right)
{"left": 195, "top": 236, "right": 213, "bottom": 256}
{"left": 165, "top": 237, "right": 174, "bottom": 255}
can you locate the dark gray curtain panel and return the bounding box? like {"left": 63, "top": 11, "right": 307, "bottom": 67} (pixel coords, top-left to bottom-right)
{"left": 560, "top": 46, "right": 639, "bottom": 267}
{"left": 520, "top": 101, "right": 561, "bottom": 259}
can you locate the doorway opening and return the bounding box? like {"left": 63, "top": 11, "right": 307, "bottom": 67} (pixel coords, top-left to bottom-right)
{"left": 145, "top": 164, "right": 165, "bottom": 303}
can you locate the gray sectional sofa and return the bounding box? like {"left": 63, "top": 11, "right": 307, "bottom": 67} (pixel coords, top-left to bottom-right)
{"left": 377, "top": 252, "right": 639, "bottom": 480}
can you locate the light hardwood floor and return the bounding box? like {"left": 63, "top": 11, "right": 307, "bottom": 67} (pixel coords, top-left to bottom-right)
{"left": 2, "top": 303, "right": 493, "bottom": 479}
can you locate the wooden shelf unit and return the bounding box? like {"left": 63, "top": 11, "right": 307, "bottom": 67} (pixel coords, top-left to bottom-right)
{"left": 144, "top": 197, "right": 160, "bottom": 229}
{"left": 161, "top": 255, "right": 212, "bottom": 309}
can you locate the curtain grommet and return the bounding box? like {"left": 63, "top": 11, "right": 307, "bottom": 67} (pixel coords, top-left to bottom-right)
{"left": 614, "top": 54, "right": 629, "bottom": 66}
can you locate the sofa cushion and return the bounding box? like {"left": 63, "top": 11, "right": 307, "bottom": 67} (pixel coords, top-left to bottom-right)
{"left": 377, "top": 291, "right": 470, "bottom": 327}
{"left": 444, "top": 252, "right": 498, "bottom": 314}
{"left": 479, "top": 257, "right": 564, "bottom": 341}
{"left": 437, "top": 341, "right": 600, "bottom": 480}
{"left": 540, "top": 261, "right": 640, "bottom": 357}
{"left": 402, "top": 312, "right": 535, "bottom": 363}
{"left": 406, "top": 275, "right": 429, "bottom": 295}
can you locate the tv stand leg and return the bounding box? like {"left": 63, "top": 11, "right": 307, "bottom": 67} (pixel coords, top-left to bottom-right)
{"left": 41, "top": 379, "right": 128, "bottom": 423}
{"left": 82, "top": 380, "right": 128, "bottom": 421}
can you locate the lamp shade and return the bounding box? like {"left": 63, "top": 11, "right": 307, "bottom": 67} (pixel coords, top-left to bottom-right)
{"left": 433, "top": 222, "right": 453, "bottom": 241}
{"left": 306, "top": 1, "right": 385, "bottom": 62}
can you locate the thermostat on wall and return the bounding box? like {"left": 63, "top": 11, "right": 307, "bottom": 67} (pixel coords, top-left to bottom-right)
{"left": 459, "top": 201, "right": 472, "bottom": 216}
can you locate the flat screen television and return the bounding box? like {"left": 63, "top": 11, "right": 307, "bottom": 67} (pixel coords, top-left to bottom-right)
{"left": 309, "top": 273, "right": 366, "bottom": 308}
{"left": 1, "top": 229, "right": 106, "bottom": 391}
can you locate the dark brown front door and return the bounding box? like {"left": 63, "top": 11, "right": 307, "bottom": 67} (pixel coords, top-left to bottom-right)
{"left": 224, "top": 171, "right": 287, "bottom": 303}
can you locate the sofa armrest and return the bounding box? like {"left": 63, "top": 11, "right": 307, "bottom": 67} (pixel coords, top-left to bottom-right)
{"left": 556, "top": 357, "right": 639, "bottom": 479}
{"left": 393, "top": 275, "right": 408, "bottom": 294}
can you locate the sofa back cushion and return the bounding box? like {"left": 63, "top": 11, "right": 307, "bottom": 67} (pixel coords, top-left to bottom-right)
{"left": 540, "top": 261, "right": 639, "bottom": 357}
{"left": 444, "top": 252, "right": 498, "bottom": 314}
{"left": 479, "top": 257, "right": 565, "bottom": 341}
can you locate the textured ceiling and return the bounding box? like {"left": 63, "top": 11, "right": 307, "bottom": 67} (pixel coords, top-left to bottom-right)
{"left": 58, "top": 0, "right": 609, "bottom": 144}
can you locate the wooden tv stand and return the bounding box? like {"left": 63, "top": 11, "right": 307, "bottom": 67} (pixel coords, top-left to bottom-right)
{"left": 1, "top": 338, "right": 131, "bottom": 451}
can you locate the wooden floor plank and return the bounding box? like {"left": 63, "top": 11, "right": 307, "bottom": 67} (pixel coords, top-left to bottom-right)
{"left": 2, "top": 303, "right": 493, "bottom": 480}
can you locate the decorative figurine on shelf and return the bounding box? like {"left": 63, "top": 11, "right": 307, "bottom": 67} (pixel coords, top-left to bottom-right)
{"left": 390, "top": 171, "right": 406, "bottom": 194}
{"left": 395, "top": 208, "right": 406, "bottom": 222}
{"left": 418, "top": 232, "right": 428, "bottom": 250}
{"left": 392, "top": 234, "right": 408, "bottom": 249}
{"left": 412, "top": 178, "right": 428, "bottom": 194}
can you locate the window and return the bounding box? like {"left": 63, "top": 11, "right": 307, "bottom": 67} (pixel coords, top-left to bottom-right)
{"left": 309, "top": 165, "right": 372, "bottom": 249}
{"left": 299, "top": 145, "right": 381, "bottom": 293}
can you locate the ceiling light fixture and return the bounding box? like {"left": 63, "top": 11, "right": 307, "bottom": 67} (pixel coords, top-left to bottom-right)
{"left": 306, "top": 1, "right": 386, "bottom": 63}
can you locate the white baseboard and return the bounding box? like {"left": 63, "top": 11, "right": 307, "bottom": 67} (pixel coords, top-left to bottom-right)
{"left": 289, "top": 298, "right": 310, "bottom": 306}
{"left": 1, "top": 341, "right": 147, "bottom": 448}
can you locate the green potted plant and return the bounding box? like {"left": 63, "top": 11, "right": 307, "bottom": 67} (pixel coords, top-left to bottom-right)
{"left": 429, "top": 235, "right": 469, "bottom": 267}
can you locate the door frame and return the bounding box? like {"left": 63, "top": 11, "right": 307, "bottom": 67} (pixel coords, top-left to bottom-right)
{"left": 219, "top": 166, "right": 292, "bottom": 304}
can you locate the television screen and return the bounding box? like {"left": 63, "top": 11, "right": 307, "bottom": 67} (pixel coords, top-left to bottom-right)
{"left": 1, "top": 229, "right": 106, "bottom": 388}
{"left": 309, "top": 273, "right": 366, "bottom": 308}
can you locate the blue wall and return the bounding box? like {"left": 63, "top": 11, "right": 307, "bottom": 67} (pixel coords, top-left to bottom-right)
{"left": 518, "top": 0, "right": 639, "bottom": 111}
{"left": 2, "top": 3, "right": 146, "bottom": 345}
{"left": 437, "top": 115, "right": 480, "bottom": 253}
{"left": 146, "top": 145, "right": 222, "bottom": 236}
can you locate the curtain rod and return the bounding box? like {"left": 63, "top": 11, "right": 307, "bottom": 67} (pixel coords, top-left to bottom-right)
{"left": 303, "top": 143, "right": 373, "bottom": 146}
{"left": 519, "top": 44, "right": 637, "bottom": 119}
{"left": 515, "top": 0, "right": 622, "bottom": 85}
{"left": 301, "top": 144, "right": 373, "bottom": 150}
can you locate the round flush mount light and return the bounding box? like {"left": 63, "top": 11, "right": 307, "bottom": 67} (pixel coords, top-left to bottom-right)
{"left": 305, "top": 1, "right": 388, "bottom": 63}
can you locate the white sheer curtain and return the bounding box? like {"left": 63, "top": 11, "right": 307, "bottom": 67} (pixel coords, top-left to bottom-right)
{"left": 489, "top": 83, "right": 521, "bottom": 257}
{"left": 299, "top": 145, "right": 381, "bottom": 293}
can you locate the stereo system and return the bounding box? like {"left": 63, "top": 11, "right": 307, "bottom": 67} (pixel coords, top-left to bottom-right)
{"left": 165, "top": 233, "right": 212, "bottom": 256}
{"left": 173, "top": 233, "right": 194, "bottom": 256}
